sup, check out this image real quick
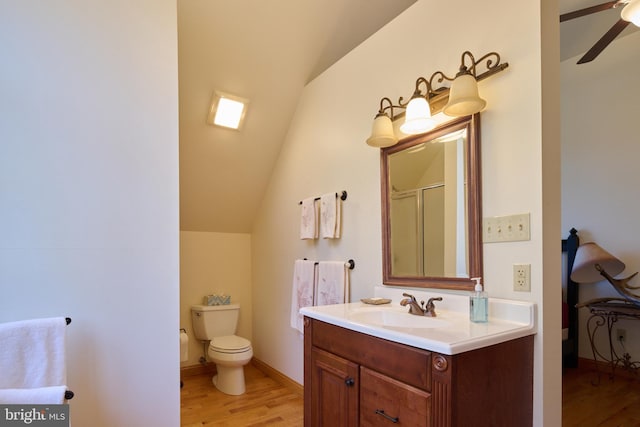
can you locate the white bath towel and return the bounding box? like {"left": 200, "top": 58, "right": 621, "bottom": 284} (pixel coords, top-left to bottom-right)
{"left": 300, "top": 197, "right": 319, "bottom": 240}
{"left": 316, "top": 261, "right": 349, "bottom": 306}
{"left": 290, "top": 259, "right": 317, "bottom": 333}
{"left": 0, "top": 386, "right": 67, "bottom": 404}
{"left": 320, "top": 193, "right": 341, "bottom": 239}
{"left": 0, "top": 317, "right": 67, "bottom": 389}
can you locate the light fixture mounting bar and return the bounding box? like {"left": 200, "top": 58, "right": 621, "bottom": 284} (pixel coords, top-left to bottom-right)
{"left": 375, "top": 50, "right": 509, "bottom": 121}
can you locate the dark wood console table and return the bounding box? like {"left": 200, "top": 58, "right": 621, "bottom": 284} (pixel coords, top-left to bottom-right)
{"left": 579, "top": 298, "right": 640, "bottom": 384}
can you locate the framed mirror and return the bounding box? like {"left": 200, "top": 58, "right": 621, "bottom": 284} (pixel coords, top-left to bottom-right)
{"left": 381, "top": 114, "right": 482, "bottom": 290}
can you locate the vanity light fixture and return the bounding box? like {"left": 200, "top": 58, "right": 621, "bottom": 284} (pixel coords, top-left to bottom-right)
{"left": 207, "top": 91, "right": 249, "bottom": 130}
{"left": 366, "top": 50, "right": 508, "bottom": 148}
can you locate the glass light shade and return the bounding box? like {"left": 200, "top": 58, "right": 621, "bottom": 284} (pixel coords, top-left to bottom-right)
{"left": 570, "top": 242, "right": 626, "bottom": 283}
{"left": 400, "top": 96, "right": 435, "bottom": 135}
{"left": 366, "top": 113, "right": 398, "bottom": 147}
{"left": 443, "top": 73, "right": 486, "bottom": 117}
{"left": 621, "top": 0, "right": 640, "bottom": 26}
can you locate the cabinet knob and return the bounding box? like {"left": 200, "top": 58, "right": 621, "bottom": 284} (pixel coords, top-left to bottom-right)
{"left": 344, "top": 377, "right": 355, "bottom": 387}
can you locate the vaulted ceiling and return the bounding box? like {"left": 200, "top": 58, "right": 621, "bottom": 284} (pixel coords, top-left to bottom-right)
{"left": 178, "top": 0, "right": 416, "bottom": 233}
{"left": 178, "top": 0, "right": 637, "bottom": 234}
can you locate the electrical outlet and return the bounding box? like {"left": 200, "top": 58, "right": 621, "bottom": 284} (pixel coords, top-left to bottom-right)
{"left": 513, "top": 264, "right": 531, "bottom": 292}
{"left": 617, "top": 328, "right": 626, "bottom": 343}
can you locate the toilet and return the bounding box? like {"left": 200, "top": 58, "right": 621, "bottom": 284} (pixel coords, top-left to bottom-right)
{"left": 190, "top": 304, "right": 253, "bottom": 395}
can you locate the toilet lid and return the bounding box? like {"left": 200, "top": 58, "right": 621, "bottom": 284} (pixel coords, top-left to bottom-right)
{"left": 209, "top": 335, "right": 251, "bottom": 352}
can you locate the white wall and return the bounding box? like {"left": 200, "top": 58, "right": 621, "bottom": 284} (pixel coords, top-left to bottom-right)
{"left": 252, "top": 0, "right": 560, "bottom": 425}
{"left": 0, "top": 2, "right": 179, "bottom": 426}
{"left": 562, "top": 31, "right": 640, "bottom": 361}
{"left": 180, "top": 231, "right": 252, "bottom": 366}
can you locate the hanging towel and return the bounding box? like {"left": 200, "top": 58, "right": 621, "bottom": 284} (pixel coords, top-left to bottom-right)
{"left": 300, "top": 197, "right": 319, "bottom": 240}
{"left": 0, "top": 317, "right": 67, "bottom": 389}
{"left": 0, "top": 386, "right": 67, "bottom": 404}
{"left": 316, "top": 261, "right": 349, "bottom": 306}
{"left": 290, "top": 259, "right": 317, "bottom": 333}
{"left": 320, "top": 193, "right": 341, "bottom": 239}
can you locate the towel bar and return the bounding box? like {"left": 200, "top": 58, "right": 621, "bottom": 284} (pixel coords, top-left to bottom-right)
{"left": 304, "top": 259, "right": 355, "bottom": 270}
{"left": 298, "top": 190, "right": 347, "bottom": 204}
{"left": 65, "top": 318, "right": 73, "bottom": 400}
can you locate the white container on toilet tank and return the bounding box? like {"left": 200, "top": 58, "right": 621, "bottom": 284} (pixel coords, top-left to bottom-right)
{"left": 190, "top": 304, "right": 253, "bottom": 395}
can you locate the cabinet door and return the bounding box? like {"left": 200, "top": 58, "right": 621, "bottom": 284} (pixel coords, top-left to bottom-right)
{"left": 360, "top": 367, "right": 430, "bottom": 427}
{"left": 310, "top": 347, "right": 359, "bottom": 427}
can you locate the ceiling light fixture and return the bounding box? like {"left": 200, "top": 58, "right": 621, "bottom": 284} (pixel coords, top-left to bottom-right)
{"left": 207, "top": 91, "right": 249, "bottom": 130}
{"left": 622, "top": 0, "right": 640, "bottom": 26}
{"left": 366, "top": 51, "right": 508, "bottom": 148}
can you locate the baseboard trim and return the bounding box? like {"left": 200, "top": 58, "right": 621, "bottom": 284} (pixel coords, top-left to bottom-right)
{"left": 251, "top": 358, "right": 304, "bottom": 397}
{"left": 180, "top": 358, "right": 303, "bottom": 395}
{"left": 180, "top": 362, "right": 216, "bottom": 378}
{"left": 576, "top": 356, "right": 639, "bottom": 380}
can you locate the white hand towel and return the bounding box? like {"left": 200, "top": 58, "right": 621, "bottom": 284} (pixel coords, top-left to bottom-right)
{"left": 290, "top": 260, "right": 317, "bottom": 333}
{"left": 0, "top": 386, "right": 67, "bottom": 404}
{"left": 320, "top": 193, "right": 341, "bottom": 239}
{"left": 300, "top": 198, "right": 319, "bottom": 240}
{"left": 316, "top": 261, "right": 349, "bottom": 306}
{"left": 0, "top": 317, "right": 67, "bottom": 389}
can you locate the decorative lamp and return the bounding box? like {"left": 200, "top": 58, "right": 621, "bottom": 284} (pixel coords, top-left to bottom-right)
{"left": 622, "top": 0, "right": 640, "bottom": 27}
{"left": 443, "top": 68, "right": 486, "bottom": 117}
{"left": 571, "top": 241, "right": 640, "bottom": 304}
{"left": 571, "top": 242, "right": 625, "bottom": 283}
{"left": 366, "top": 112, "right": 398, "bottom": 147}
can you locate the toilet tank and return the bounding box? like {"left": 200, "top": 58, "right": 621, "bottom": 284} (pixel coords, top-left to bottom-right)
{"left": 191, "top": 304, "right": 240, "bottom": 341}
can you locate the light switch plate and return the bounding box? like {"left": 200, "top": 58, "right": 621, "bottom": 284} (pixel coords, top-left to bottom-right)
{"left": 483, "top": 213, "right": 530, "bottom": 243}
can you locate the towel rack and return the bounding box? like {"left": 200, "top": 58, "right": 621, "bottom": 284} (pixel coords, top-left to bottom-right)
{"left": 298, "top": 190, "right": 347, "bottom": 205}
{"left": 65, "top": 317, "right": 74, "bottom": 399}
{"left": 304, "top": 259, "right": 355, "bottom": 270}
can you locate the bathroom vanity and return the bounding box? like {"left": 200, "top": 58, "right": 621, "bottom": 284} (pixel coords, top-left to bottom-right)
{"left": 301, "top": 290, "right": 535, "bottom": 427}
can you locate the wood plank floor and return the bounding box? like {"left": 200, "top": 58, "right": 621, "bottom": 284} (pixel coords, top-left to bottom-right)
{"left": 180, "top": 363, "right": 303, "bottom": 426}
{"left": 182, "top": 360, "right": 639, "bottom": 426}
{"left": 563, "top": 365, "right": 640, "bottom": 427}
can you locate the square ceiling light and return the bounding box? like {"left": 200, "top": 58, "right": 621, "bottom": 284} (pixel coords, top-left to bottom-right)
{"left": 206, "top": 91, "right": 249, "bottom": 130}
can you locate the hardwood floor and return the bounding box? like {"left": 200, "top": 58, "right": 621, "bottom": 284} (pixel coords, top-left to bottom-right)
{"left": 180, "top": 362, "right": 304, "bottom": 426}
{"left": 182, "top": 359, "right": 640, "bottom": 426}
{"left": 563, "top": 363, "right": 640, "bottom": 426}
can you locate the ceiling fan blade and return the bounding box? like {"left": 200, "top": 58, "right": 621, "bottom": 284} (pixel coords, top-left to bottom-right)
{"left": 577, "top": 18, "right": 631, "bottom": 63}
{"left": 560, "top": 1, "right": 619, "bottom": 22}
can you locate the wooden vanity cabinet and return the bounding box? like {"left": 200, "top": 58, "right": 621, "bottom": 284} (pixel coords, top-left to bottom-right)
{"left": 304, "top": 317, "right": 533, "bottom": 427}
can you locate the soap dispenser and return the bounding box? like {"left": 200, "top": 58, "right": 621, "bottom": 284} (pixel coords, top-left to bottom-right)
{"left": 470, "top": 277, "right": 488, "bottom": 323}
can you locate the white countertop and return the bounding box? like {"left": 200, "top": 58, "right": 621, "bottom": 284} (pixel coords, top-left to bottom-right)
{"left": 300, "top": 287, "right": 536, "bottom": 355}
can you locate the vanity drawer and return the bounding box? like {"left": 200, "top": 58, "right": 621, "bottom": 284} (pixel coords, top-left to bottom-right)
{"left": 360, "top": 367, "right": 430, "bottom": 427}
{"left": 311, "top": 319, "right": 431, "bottom": 391}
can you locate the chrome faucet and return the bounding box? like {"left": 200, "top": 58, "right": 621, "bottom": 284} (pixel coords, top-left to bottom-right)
{"left": 400, "top": 293, "right": 443, "bottom": 317}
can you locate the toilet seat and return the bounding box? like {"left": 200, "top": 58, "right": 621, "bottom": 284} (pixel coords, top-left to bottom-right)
{"left": 209, "top": 335, "right": 251, "bottom": 354}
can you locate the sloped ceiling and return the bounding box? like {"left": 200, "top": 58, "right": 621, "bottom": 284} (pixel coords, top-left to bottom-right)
{"left": 178, "top": 0, "right": 416, "bottom": 233}
{"left": 178, "top": 0, "right": 638, "bottom": 234}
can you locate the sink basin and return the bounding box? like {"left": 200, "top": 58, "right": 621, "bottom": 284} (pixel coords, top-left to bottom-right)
{"left": 348, "top": 309, "right": 451, "bottom": 329}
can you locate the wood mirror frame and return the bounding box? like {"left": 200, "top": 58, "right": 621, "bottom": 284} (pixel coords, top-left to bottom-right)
{"left": 380, "top": 114, "right": 482, "bottom": 291}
